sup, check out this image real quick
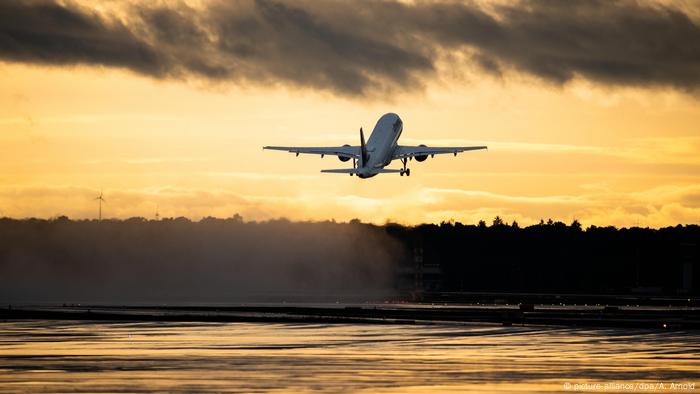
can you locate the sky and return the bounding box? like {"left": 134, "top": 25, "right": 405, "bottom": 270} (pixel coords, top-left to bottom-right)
{"left": 1, "top": 0, "right": 699, "bottom": 227}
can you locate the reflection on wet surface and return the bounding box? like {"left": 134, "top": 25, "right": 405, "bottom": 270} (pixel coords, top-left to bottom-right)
{"left": 0, "top": 320, "right": 698, "bottom": 393}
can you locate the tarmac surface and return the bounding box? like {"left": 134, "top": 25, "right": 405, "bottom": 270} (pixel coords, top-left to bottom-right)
{"left": 2, "top": 302, "right": 699, "bottom": 329}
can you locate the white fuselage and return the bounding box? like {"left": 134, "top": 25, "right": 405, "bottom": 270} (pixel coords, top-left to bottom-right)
{"left": 357, "top": 113, "right": 403, "bottom": 178}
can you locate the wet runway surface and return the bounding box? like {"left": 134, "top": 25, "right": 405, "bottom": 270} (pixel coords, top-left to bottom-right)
{"left": 4, "top": 302, "right": 699, "bottom": 329}
{"left": 1, "top": 320, "right": 698, "bottom": 393}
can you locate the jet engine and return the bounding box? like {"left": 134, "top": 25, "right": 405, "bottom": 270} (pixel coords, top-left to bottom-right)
{"left": 415, "top": 144, "right": 429, "bottom": 162}
{"left": 338, "top": 144, "right": 351, "bottom": 162}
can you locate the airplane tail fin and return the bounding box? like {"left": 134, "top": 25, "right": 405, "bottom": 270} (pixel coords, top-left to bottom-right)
{"left": 360, "top": 127, "right": 369, "bottom": 166}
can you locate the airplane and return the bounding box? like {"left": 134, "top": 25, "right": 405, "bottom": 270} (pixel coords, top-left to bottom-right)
{"left": 263, "top": 113, "right": 487, "bottom": 178}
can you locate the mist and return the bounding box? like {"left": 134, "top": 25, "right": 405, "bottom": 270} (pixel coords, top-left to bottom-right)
{"left": 0, "top": 217, "right": 404, "bottom": 304}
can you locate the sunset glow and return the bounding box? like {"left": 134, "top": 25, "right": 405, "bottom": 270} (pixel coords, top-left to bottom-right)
{"left": 2, "top": 0, "right": 699, "bottom": 227}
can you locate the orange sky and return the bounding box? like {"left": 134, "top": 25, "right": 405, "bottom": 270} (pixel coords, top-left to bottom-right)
{"left": 1, "top": 1, "right": 699, "bottom": 227}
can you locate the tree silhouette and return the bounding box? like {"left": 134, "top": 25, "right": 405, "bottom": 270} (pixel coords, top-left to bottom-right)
{"left": 0, "top": 217, "right": 696, "bottom": 300}
{"left": 571, "top": 219, "right": 582, "bottom": 231}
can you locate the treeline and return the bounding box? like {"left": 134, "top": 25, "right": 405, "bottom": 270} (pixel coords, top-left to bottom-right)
{"left": 386, "top": 217, "right": 699, "bottom": 296}
{"left": 0, "top": 216, "right": 698, "bottom": 302}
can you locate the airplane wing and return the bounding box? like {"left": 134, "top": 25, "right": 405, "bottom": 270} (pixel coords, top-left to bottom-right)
{"left": 263, "top": 145, "right": 360, "bottom": 160}
{"left": 392, "top": 145, "right": 487, "bottom": 160}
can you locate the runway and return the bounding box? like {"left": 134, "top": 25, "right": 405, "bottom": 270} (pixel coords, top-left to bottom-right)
{"left": 2, "top": 302, "right": 699, "bottom": 329}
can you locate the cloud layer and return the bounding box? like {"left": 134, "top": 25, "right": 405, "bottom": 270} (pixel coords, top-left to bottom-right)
{"left": 2, "top": 0, "right": 699, "bottom": 96}
{"left": 1, "top": 181, "right": 698, "bottom": 228}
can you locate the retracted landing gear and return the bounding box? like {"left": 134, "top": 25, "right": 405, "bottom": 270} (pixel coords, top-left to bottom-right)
{"left": 400, "top": 158, "right": 411, "bottom": 176}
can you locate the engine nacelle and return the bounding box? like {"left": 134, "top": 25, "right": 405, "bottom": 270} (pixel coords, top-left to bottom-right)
{"left": 339, "top": 144, "right": 351, "bottom": 162}
{"left": 415, "top": 144, "right": 428, "bottom": 162}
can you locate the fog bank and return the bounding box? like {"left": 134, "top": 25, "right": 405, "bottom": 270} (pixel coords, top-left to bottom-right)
{"left": 0, "top": 217, "right": 404, "bottom": 303}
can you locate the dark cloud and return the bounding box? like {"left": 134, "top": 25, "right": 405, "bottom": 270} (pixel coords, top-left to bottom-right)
{"left": 1, "top": 0, "right": 699, "bottom": 96}
{"left": 0, "top": 1, "right": 165, "bottom": 75}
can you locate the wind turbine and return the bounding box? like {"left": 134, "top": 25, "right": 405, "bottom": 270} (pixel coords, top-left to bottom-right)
{"left": 95, "top": 191, "right": 106, "bottom": 221}
{"left": 155, "top": 205, "right": 160, "bottom": 221}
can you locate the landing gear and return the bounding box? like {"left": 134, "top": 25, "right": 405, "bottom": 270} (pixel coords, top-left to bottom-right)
{"left": 400, "top": 158, "right": 411, "bottom": 176}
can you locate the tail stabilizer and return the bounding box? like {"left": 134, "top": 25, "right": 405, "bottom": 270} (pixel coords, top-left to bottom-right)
{"left": 321, "top": 168, "right": 402, "bottom": 174}
{"left": 321, "top": 168, "right": 358, "bottom": 174}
